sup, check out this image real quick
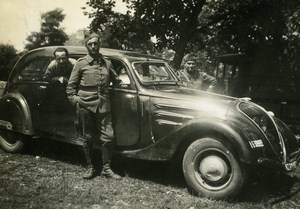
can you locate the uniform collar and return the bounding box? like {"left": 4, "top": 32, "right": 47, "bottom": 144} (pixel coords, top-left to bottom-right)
{"left": 85, "top": 54, "right": 104, "bottom": 64}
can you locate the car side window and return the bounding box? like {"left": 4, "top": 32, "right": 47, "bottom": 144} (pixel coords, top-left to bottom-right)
{"left": 16, "top": 57, "right": 51, "bottom": 82}
{"left": 133, "top": 62, "right": 173, "bottom": 82}
{"left": 110, "top": 59, "right": 131, "bottom": 87}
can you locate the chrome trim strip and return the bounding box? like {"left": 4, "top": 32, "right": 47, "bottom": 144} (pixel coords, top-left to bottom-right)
{"left": 154, "top": 110, "right": 195, "bottom": 119}
{"left": 154, "top": 103, "right": 199, "bottom": 111}
{"left": 156, "top": 119, "right": 183, "bottom": 126}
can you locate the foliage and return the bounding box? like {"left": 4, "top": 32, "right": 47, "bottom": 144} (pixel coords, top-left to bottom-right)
{"left": 83, "top": 0, "right": 300, "bottom": 86}
{"left": 128, "top": 0, "right": 208, "bottom": 67}
{"left": 25, "top": 8, "right": 69, "bottom": 51}
{"left": 204, "top": 0, "right": 300, "bottom": 54}
{"left": 203, "top": 0, "right": 300, "bottom": 97}
{"left": 0, "top": 44, "right": 19, "bottom": 80}
{"left": 65, "top": 29, "right": 87, "bottom": 46}
{"left": 83, "top": 1, "right": 153, "bottom": 53}
{"left": 84, "top": 0, "right": 208, "bottom": 68}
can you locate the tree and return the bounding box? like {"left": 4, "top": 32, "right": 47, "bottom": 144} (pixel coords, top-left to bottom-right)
{"left": 83, "top": 0, "right": 300, "bottom": 75}
{"left": 204, "top": 0, "right": 300, "bottom": 95}
{"left": 65, "top": 29, "right": 87, "bottom": 46}
{"left": 25, "top": 8, "right": 68, "bottom": 51}
{"left": 0, "top": 44, "right": 19, "bottom": 80}
{"left": 84, "top": 0, "right": 209, "bottom": 68}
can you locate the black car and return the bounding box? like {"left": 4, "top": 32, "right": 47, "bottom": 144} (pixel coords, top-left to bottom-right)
{"left": 0, "top": 46, "right": 299, "bottom": 199}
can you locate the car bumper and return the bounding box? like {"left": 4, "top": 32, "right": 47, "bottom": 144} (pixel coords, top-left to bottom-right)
{"left": 257, "top": 147, "right": 300, "bottom": 172}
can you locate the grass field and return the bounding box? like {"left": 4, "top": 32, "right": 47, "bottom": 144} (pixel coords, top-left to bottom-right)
{"left": 0, "top": 139, "right": 300, "bottom": 209}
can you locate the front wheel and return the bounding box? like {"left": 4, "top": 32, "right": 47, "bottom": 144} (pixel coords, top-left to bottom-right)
{"left": 0, "top": 130, "right": 25, "bottom": 153}
{"left": 183, "top": 138, "right": 247, "bottom": 200}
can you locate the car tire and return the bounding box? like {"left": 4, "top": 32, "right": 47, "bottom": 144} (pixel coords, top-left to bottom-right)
{"left": 0, "top": 131, "right": 24, "bottom": 153}
{"left": 182, "top": 137, "right": 247, "bottom": 200}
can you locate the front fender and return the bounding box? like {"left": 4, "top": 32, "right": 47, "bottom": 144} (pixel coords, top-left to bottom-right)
{"left": 174, "top": 118, "right": 256, "bottom": 163}
{"left": 120, "top": 117, "right": 264, "bottom": 163}
{"left": 0, "top": 92, "right": 33, "bottom": 135}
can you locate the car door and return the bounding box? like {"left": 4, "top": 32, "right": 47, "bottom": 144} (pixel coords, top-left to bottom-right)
{"left": 14, "top": 56, "right": 77, "bottom": 140}
{"left": 109, "top": 59, "right": 140, "bottom": 147}
{"left": 8, "top": 56, "right": 52, "bottom": 129}
{"left": 37, "top": 78, "right": 77, "bottom": 139}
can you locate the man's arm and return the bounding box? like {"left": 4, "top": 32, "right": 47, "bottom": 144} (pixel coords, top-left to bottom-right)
{"left": 43, "top": 60, "right": 69, "bottom": 83}
{"left": 66, "top": 62, "right": 81, "bottom": 106}
{"left": 203, "top": 73, "right": 217, "bottom": 86}
{"left": 43, "top": 60, "right": 57, "bottom": 81}
{"left": 202, "top": 73, "right": 217, "bottom": 92}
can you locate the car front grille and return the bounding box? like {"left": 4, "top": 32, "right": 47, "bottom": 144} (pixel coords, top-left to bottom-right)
{"left": 238, "top": 102, "right": 285, "bottom": 161}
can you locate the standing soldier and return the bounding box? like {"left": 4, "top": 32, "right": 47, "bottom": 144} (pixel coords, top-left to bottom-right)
{"left": 66, "top": 31, "right": 122, "bottom": 180}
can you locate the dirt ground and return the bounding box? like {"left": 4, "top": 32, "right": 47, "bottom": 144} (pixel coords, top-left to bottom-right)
{"left": 1, "top": 139, "right": 300, "bottom": 209}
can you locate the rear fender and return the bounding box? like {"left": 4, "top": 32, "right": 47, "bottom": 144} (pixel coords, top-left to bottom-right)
{"left": 0, "top": 93, "right": 33, "bottom": 135}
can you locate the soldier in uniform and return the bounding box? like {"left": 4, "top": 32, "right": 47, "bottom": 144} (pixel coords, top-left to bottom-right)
{"left": 177, "top": 54, "right": 217, "bottom": 92}
{"left": 66, "top": 31, "right": 122, "bottom": 180}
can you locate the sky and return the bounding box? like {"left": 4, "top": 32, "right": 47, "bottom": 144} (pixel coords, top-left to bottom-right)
{"left": 0, "top": 0, "right": 127, "bottom": 51}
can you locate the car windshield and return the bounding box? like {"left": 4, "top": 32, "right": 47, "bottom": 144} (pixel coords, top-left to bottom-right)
{"left": 132, "top": 61, "right": 178, "bottom": 84}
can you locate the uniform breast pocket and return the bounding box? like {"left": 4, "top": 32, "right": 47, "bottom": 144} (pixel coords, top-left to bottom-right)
{"left": 82, "top": 68, "right": 100, "bottom": 85}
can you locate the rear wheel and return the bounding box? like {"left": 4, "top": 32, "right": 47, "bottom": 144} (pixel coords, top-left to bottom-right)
{"left": 183, "top": 138, "right": 247, "bottom": 200}
{"left": 0, "top": 130, "right": 25, "bottom": 153}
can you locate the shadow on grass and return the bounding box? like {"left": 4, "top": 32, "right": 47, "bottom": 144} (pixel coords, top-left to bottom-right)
{"left": 22, "top": 138, "right": 86, "bottom": 166}
{"left": 22, "top": 138, "right": 187, "bottom": 189}
{"left": 238, "top": 172, "right": 300, "bottom": 204}
{"left": 112, "top": 155, "right": 187, "bottom": 188}
{"left": 21, "top": 138, "right": 300, "bottom": 203}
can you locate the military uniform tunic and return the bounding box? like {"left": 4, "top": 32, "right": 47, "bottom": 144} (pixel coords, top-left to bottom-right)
{"left": 177, "top": 69, "right": 217, "bottom": 91}
{"left": 66, "top": 54, "right": 120, "bottom": 113}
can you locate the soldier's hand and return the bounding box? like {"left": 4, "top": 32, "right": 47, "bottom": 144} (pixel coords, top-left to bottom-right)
{"left": 58, "top": 77, "right": 64, "bottom": 83}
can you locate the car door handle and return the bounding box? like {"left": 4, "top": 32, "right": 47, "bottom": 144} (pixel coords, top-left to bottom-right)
{"left": 125, "top": 94, "right": 134, "bottom": 99}
{"left": 38, "top": 85, "right": 47, "bottom": 90}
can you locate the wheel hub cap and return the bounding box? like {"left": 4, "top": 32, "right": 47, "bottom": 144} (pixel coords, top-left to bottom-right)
{"left": 199, "top": 155, "right": 228, "bottom": 183}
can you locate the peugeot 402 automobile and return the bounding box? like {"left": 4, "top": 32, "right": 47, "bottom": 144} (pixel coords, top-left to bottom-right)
{"left": 0, "top": 46, "right": 299, "bottom": 200}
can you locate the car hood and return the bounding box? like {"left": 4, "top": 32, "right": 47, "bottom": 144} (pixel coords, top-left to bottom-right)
{"left": 151, "top": 85, "right": 237, "bottom": 106}
{"left": 145, "top": 85, "right": 239, "bottom": 119}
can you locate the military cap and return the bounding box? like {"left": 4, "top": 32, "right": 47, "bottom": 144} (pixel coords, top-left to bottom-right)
{"left": 84, "top": 31, "right": 100, "bottom": 43}
{"left": 183, "top": 53, "right": 196, "bottom": 63}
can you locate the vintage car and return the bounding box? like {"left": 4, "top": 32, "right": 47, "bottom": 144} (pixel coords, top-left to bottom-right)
{"left": 0, "top": 46, "right": 299, "bottom": 200}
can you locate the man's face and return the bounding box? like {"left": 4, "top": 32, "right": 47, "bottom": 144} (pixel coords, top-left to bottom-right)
{"left": 86, "top": 37, "right": 100, "bottom": 56}
{"left": 184, "top": 60, "right": 196, "bottom": 72}
{"left": 54, "top": 51, "right": 68, "bottom": 68}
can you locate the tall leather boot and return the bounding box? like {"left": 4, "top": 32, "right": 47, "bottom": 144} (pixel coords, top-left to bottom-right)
{"left": 101, "top": 143, "right": 122, "bottom": 180}
{"left": 82, "top": 141, "right": 96, "bottom": 179}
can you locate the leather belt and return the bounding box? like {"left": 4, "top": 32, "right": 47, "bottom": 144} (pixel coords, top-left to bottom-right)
{"left": 79, "top": 85, "right": 108, "bottom": 94}
{"left": 79, "top": 85, "right": 98, "bottom": 92}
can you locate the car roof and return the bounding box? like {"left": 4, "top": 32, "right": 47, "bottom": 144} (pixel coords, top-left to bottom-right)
{"left": 26, "top": 46, "right": 162, "bottom": 62}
